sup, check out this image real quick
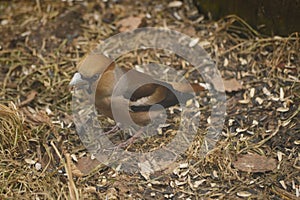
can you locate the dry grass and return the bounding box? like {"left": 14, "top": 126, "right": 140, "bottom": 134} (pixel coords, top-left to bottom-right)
{"left": 0, "top": 0, "right": 299, "bottom": 199}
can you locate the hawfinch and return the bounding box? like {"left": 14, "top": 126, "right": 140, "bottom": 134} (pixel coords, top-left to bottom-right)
{"left": 69, "top": 53, "right": 206, "bottom": 127}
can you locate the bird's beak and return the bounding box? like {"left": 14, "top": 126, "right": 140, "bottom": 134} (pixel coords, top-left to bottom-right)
{"left": 69, "top": 72, "right": 88, "bottom": 87}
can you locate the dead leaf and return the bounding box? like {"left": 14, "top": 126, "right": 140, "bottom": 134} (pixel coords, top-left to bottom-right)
{"left": 211, "top": 76, "right": 225, "bottom": 92}
{"left": 19, "top": 90, "right": 37, "bottom": 107}
{"left": 74, "top": 156, "right": 101, "bottom": 176}
{"left": 233, "top": 154, "right": 277, "bottom": 172}
{"left": 139, "top": 161, "right": 152, "bottom": 180}
{"left": 116, "top": 15, "right": 144, "bottom": 32}
{"left": 223, "top": 78, "right": 243, "bottom": 92}
{"left": 181, "top": 26, "right": 196, "bottom": 37}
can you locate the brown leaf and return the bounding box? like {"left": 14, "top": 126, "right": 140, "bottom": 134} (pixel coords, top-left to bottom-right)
{"left": 223, "top": 78, "right": 243, "bottom": 92}
{"left": 75, "top": 156, "right": 101, "bottom": 176}
{"left": 116, "top": 15, "right": 144, "bottom": 32}
{"left": 233, "top": 154, "right": 277, "bottom": 172}
{"left": 211, "top": 76, "right": 226, "bottom": 92}
{"left": 181, "top": 26, "right": 196, "bottom": 37}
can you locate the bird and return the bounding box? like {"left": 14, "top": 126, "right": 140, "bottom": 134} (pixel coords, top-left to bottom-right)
{"left": 69, "top": 53, "right": 206, "bottom": 130}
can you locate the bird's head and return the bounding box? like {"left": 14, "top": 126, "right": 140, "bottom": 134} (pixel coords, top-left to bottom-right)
{"left": 69, "top": 53, "right": 113, "bottom": 92}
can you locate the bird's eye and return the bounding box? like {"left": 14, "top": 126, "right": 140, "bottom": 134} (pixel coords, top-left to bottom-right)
{"left": 82, "top": 74, "right": 99, "bottom": 82}
{"left": 90, "top": 74, "right": 99, "bottom": 81}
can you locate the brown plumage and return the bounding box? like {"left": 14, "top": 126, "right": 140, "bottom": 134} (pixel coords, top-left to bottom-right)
{"left": 70, "top": 53, "right": 206, "bottom": 126}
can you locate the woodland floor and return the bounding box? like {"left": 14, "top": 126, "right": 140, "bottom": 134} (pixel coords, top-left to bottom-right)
{"left": 0, "top": 0, "right": 299, "bottom": 199}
